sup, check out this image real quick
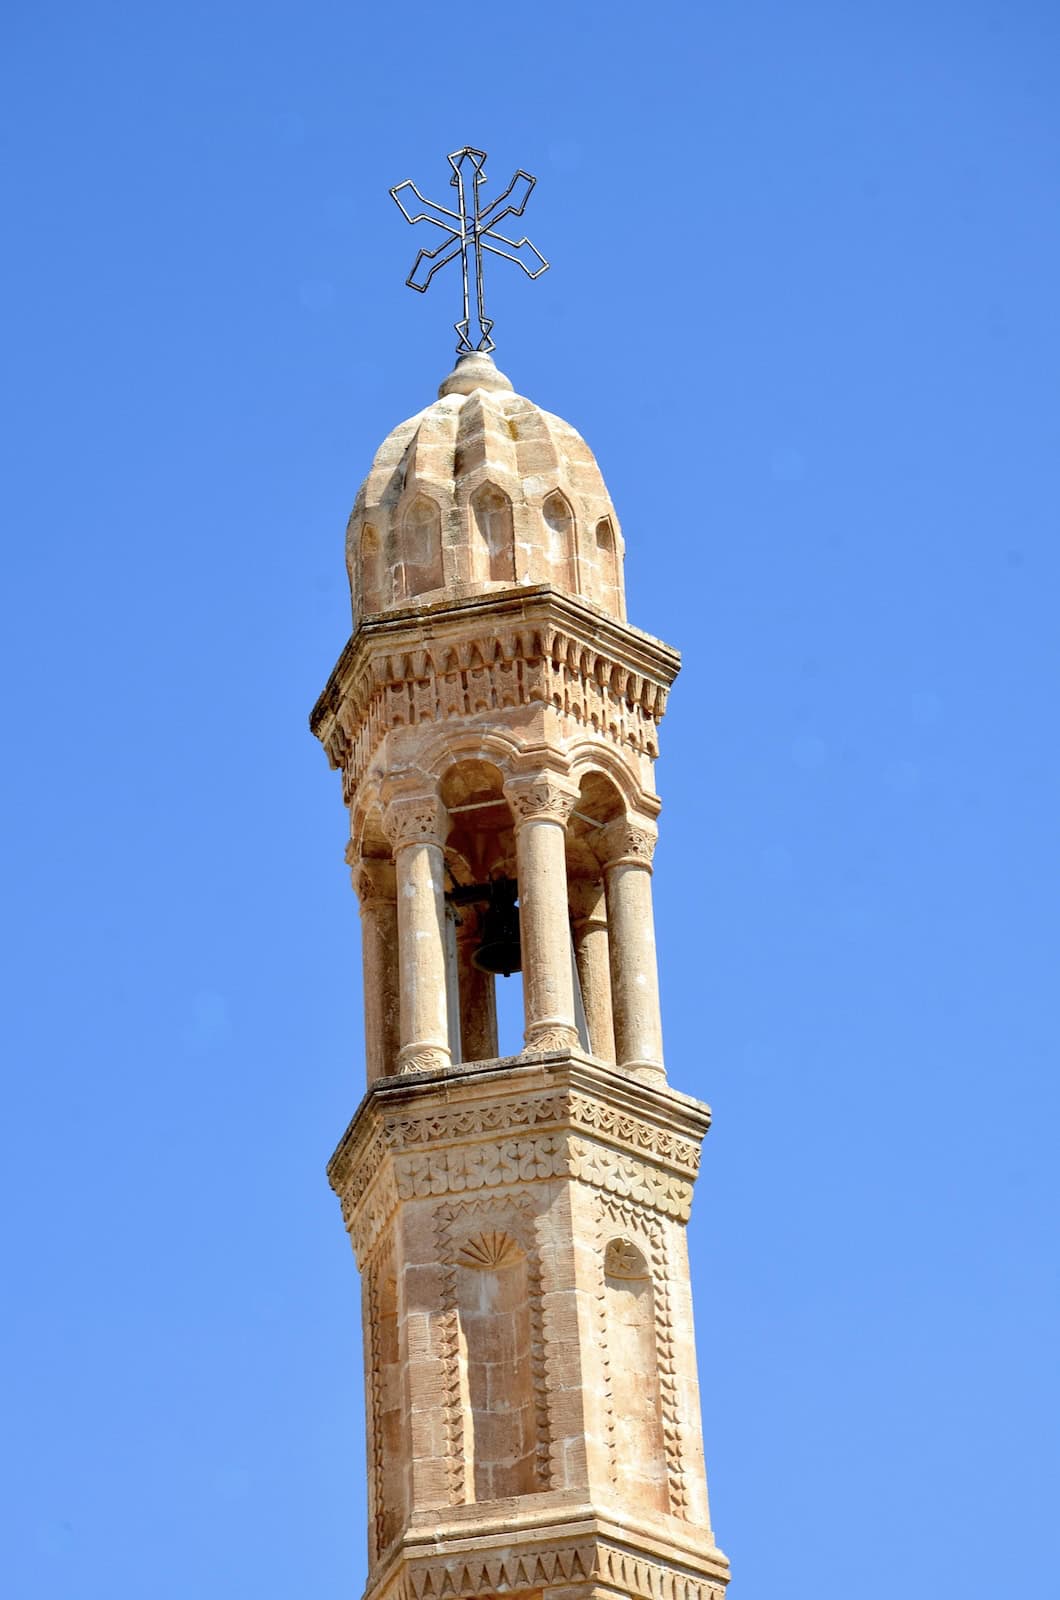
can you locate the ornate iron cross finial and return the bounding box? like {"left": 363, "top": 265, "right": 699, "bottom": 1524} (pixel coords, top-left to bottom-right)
{"left": 390, "top": 146, "right": 549, "bottom": 356}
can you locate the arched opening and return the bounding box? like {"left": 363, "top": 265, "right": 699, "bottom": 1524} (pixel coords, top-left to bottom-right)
{"left": 401, "top": 495, "right": 443, "bottom": 597}
{"left": 604, "top": 1237, "right": 668, "bottom": 1511}
{"left": 565, "top": 772, "right": 624, "bottom": 1062}
{"left": 440, "top": 760, "right": 521, "bottom": 1062}
{"left": 595, "top": 517, "right": 620, "bottom": 613}
{"left": 470, "top": 484, "right": 516, "bottom": 584}
{"left": 542, "top": 491, "right": 576, "bottom": 589}
{"left": 455, "top": 1232, "right": 537, "bottom": 1501}
{"left": 359, "top": 524, "right": 384, "bottom": 616}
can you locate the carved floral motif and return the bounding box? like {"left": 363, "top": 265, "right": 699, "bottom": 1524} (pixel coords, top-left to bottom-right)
{"left": 600, "top": 816, "right": 658, "bottom": 868}
{"left": 383, "top": 796, "right": 447, "bottom": 849}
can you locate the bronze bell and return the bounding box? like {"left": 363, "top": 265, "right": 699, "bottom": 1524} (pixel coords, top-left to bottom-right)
{"left": 472, "top": 877, "right": 522, "bottom": 977}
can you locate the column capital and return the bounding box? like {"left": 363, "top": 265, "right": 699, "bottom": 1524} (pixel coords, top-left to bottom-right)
{"left": 599, "top": 814, "right": 659, "bottom": 870}
{"left": 503, "top": 770, "right": 579, "bottom": 829}
{"left": 382, "top": 791, "right": 448, "bottom": 852}
{"left": 568, "top": 876, "right": 608, "bottom": 929}
{"left": 351, "top": 856, "right": 397, "bottom": 906}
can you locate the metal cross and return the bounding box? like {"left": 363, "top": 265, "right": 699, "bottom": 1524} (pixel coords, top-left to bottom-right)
{"left": 390, "top": 146, "right": 549, "bottom": 356}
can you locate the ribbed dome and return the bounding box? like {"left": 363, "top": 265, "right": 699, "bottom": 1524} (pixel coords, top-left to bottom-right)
{"left": 345, "top": 354, "right": 625, "bottom": 628}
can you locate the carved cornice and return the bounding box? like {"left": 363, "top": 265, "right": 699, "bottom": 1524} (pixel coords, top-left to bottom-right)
{"left": 308, "top": 587, "right": 681, "bottom": 799}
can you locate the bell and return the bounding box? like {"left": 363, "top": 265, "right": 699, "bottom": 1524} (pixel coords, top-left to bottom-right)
{"left": 472, "top": 877, "right": 522, "bottom": 977}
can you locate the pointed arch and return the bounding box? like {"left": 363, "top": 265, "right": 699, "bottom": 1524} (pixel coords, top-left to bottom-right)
{"left": 359, "top": 524, "right": 384, "bottom": 616}
{"left": 595, "top": 517, "right": 620, "bottom": 613}
{"left": 401, "top": 495, "right": 443, "bottom": 597}
{"left": 470, "top": 483, "right": 516, "bottom": 583}
{"left": 542, "top": 491, "right": 576, "bottom": 589}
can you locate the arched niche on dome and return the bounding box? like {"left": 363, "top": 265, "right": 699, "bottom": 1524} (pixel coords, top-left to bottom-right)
{"left": 470, "top": 483, "right": 516, "bottom": 584}
{"left": 359, "top": 524, "right": 384, "bottom": 616}
{"left": 542, "top": 491, "right": 576, "bottom": 590}
{"left": 400, "top": 495, "right": 443, "bottom": 599}
{"left": 595, "top": 517, "right": 621, "bottom": 614}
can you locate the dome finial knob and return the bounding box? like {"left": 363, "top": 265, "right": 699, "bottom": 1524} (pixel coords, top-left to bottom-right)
{"left": 438, "top": 351, "right": 515, "bottom": 399}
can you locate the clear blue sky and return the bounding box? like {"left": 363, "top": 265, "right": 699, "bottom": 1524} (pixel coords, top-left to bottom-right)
{"left": 2, "top": 3, "right": 1058, "bottom": 1596}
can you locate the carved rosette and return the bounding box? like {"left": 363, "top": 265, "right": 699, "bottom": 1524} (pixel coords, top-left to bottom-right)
{"left": 598, "top": 814, "right": 659, "bottom": 870}
{"left": 503, "top": 771, "right": 579, "bottom": 828}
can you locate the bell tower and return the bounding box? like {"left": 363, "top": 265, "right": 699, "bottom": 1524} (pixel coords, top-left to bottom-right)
{"left": 311, "top": 338, "right": 731, "bottom": 1600}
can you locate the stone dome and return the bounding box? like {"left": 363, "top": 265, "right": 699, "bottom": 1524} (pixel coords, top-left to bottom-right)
{"left": 345, "top": 352, "right": 626, "bottom": 628}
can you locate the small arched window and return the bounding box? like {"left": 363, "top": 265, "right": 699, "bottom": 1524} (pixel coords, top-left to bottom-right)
{"left": 359, "top": 524, "right": 384, "bottom": 615}
{"left": 595, "top": 517, "right": 620, "bottom": 613}
{"left": 542, "top": 491, "right": 576, "bottom": 589}
{"left": 470, "top": 484, "right": 516, "bottom": 584}
{"left": 401, "top": 495, "right": 443, "bottom": 597}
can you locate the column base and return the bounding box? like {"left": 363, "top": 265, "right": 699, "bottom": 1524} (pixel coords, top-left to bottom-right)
{"left": 525, "top": 1023, "right": 581, "bottom": 1052}
{"left": 397, "top": 1043, "right": 452, "bottom": 1074}
{"left": 619, "top": 1059, "right": 667, "bottom": 1085}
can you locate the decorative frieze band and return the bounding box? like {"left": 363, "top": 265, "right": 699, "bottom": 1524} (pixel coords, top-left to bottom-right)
{"left": 339, "top": 1129, "right": 697, "bottom": 1263}
{"left": 390, "top": 1538, "right": 727, "bottom": 1600}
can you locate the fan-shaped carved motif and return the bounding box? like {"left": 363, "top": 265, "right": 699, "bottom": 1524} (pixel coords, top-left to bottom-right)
{"left": 456, "top": 1230, "right": 523, "bottom": 1270}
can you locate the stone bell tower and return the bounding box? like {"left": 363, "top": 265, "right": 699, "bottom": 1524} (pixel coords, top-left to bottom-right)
{"left": 310, "top": 347, "right": 731, "bottom": 1600}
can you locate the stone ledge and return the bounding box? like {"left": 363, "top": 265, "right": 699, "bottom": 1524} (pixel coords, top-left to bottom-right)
{"left": 365, "top": 1513, "right": 730, "bottom": 1600}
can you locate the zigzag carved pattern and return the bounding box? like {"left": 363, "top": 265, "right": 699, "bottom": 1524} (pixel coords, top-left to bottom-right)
{"left": 397, "top": 1540, "right": 726, "bottom": 1600}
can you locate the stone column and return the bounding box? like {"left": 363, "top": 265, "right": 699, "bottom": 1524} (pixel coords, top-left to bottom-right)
{"left": 383, "top": 792, "right": 452, "bottom": 1075}
{"left": 455, "top": 910, "right": 499, "bottom": 1062}
{"left": 569, "top": 877, "right": 616, "bottom": 1063}
{"left": 504, "top": 771, "right": 580, "bottom": 1052}
{"left": 351, "top": 855, "right": 400, "bottom": 1083}
{"left": 600, "top": 815, "right": 665, "bottom": 1082}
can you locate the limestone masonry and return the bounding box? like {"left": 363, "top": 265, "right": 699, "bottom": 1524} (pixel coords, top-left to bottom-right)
{"left": 311, "top": 348, "right": 731, "bottom": 1600}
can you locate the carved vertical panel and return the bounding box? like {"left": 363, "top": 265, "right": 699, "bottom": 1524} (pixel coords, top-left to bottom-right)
{"left": 434, "top": 1193, "right": 551, "bottom": 1505}
{"left": 595, "top": 1195, "right": 688, "bottom": 1518}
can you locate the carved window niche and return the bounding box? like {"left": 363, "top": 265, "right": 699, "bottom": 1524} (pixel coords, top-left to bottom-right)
{"left": 595, "top": 517, "right": 620, "bottom": 613}
{"left": 369, "top": 1261, "right": 408, "bottom": 1556}
{"left": 542, "top": 490, "right": 576, "bottom": 590}
{"left": 454, "top": 1230, "right": 538, "bottom": 1502}
{"left": 360, "top": 524, "right": 385, "bottom": 616}
{"left": 470, "top": 483, "right": 516, "bottom": 584}
{"left": 603, "top": 1236, "right": 668, "bottom": 1512}
{"left": 401, "top": 495, "right": 444, "bottom": 597}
